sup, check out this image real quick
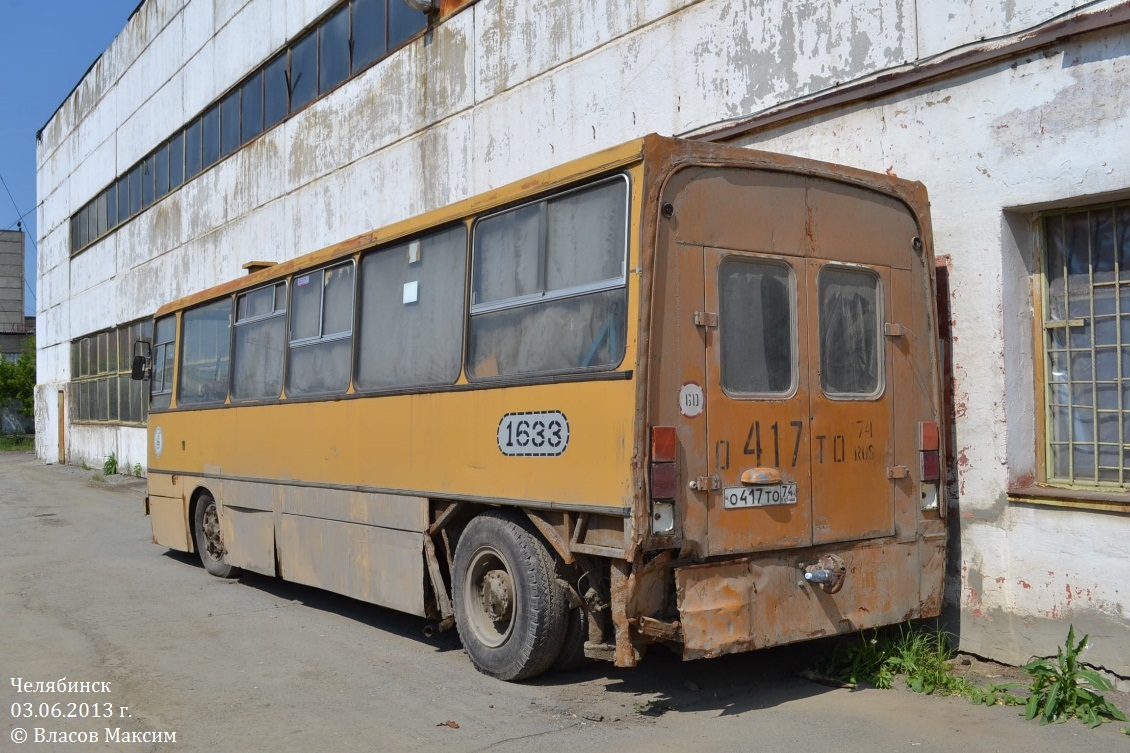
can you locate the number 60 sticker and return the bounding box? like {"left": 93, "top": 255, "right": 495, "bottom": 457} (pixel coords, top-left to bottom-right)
{"left": 497, "top": 411, "right": 570, "bottom": 457}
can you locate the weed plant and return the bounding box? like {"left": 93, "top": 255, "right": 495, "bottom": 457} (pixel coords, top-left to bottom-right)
{"left": 1022, "top": 626, "right": 1127, "bottom": 727}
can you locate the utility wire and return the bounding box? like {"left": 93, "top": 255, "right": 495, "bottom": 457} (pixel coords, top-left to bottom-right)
{"left": 0, "top": 169, "right": 40, "bottom": 312}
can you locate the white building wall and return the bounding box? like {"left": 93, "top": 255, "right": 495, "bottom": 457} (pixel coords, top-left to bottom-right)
{"left": 35, "top": 0, "right": 1130, "bottom": 673}
{"left": 735, "top": 27, "right": 1130, "bottom": 674}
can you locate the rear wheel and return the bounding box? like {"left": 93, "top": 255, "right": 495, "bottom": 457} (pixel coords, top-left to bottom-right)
{"left": 552, "top": 605, "right": 593, "bottom": 673}
{"left": 193, "top": 492, "right": 240, "bottom": 579}
{"left": 453, "top": 512, "right": 567, "bottom": 681}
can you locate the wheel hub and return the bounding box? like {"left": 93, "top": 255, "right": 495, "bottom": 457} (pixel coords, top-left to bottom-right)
{"left": 201, "top": 504, "right": 225, "bottom": 560}
{"left": 480, "top": 569, "right": 513, "bottom": 622}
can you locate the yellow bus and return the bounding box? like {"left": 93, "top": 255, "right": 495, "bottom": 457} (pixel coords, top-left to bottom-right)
{"left": 134, "top": 134, "right": 946, "bottom": 681}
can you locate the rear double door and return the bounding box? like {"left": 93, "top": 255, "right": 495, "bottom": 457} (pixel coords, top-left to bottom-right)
{"left": 702, "top": 247, "right": 895, "bottom": 556}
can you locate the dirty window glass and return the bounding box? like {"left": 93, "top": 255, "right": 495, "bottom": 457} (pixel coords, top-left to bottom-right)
{"left": 179, "top": 299, "right": 232, "bottom": 406}
{"left": 233, "top": 282, "right": 286, "bottom": 400}
{"left": 168, "top": 132, "right": 184, "bottom": 188}
{"left": 389, "top": 0, "right": 427, "bottom": 48}
{"left": 154, "top": 144, "right": 169, "bottom": 199}
{"left": 290, "top": 270, "right": 324, "bottom": 342}
{"left": 264, "top": 53, "right": 288, "bottom": 128}
{"left": 241, "top": 73, "right": 263, "bottom": 142}
{"left": 201, "top": 104, "right": 220, "bottom": 169}
{"left": 356, "top": 226, "right": 466, "bottom": 390}
{"left": 150, "top": 316, "right": 175, "bottom": 411}
{"left": 289, "top": 31, "right": 318, "bottom": 112}
{"left": 473, "top": 204, "right": 541, "bottom": 305}
{"left": 320, "top": 6, "right": 350, "bottom": 93}
{"left": 106, "top": 184, "right": 117, "bottom": 229}
{"left": 115, "top": 175, "right": 129, "bottom": 223}
{"left": 719, "top": 259, "right": 794, "bottom": 395}
{"left": 352, "top": 0, "right": 387, "bottom": 71}
{"left": 545, "top": 181, "right": 626, "bottom": 291}
{"left": 287, "top": 262, "right": 354, "bottom": 396}
{"left": 819, "top": 266, "right": 882, "bottom": 397}
{"left": 220, "top": 89, "right": 240, "bottom": 157}
{"left": 468, "top": 176, "right": 629, "bottom": 378}
{"left": 184, "top": 118, "right": 202, "bottom": 178}
{"left": 127, "top": 165, "right": 141, "bottom": 216}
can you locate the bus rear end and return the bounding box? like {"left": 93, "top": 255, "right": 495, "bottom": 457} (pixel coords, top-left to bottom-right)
{"left": 634, "top": 142, "right": 945, "bottom": 661}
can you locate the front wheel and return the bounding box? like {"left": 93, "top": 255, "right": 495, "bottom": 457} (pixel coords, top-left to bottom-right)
{"left": 193, "top": 492, "right": 240, "bottom": 579}
{"left": 453, "top": 512, "right": 567, "bottom": 681}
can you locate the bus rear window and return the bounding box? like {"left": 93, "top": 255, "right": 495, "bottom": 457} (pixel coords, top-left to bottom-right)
{"left": 718, "top": 258, "right": 795, "bottom": 395}
{"left": 468, "top": 177, "right": 628, "bottom": 378}
{"left": 819, "top": 266, "right": 883, "bottom": 398}
{"left": 178, "top": 299, "right": 232, "bottom": 406}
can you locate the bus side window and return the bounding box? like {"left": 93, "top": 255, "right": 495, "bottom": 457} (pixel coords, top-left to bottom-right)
{"left": 232, "top": 282, "right": 287, "bottom": 401}
{"left": 467, "top": 177, "right": 628, "bottom": 378}
{"left": 178, "top": 299, "right": 233, "bottom": 406}
{"left": 355, "top": 226, "right": 466, "bottom": 391}
{"left": 150, "top": 315, "right": 176, "bottom": 411}
{"left": 287, "top": 262, "right": 355, "bottom": 397}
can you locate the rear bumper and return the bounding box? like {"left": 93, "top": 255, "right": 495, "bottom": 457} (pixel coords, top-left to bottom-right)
{"left": 674, "top": 538, "right": 944, "bottom": 659}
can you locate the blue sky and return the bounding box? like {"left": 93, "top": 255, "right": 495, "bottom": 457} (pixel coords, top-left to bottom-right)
{"left": 0, "top": 0, "right": 140, "bottom": 315}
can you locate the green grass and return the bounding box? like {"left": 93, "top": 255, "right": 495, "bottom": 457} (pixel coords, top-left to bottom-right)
{"left": 0, "top": 435, "right": 33, "bottom": 451}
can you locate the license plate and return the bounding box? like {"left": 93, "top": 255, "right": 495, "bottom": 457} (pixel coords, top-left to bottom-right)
{"left": 723, "top": 483, "right": 797, "bottom": 509}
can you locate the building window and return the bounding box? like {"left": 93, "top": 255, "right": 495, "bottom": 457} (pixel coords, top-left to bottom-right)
{"left": 67, "top": 0, "right": 432, "bottom": 256}
{"left": 1041, "top": 201, "right": 1130, "bottom": 486}
{"left": 71, "top": 320, "right": 151, "bottom": 425}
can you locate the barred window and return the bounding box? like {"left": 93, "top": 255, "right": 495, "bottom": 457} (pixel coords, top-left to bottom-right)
{"left": 1042, "top": 201, "right": 1130, "bottom": 486}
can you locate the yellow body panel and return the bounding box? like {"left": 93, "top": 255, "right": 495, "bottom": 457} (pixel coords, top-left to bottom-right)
{"left": 149, "top": 378, "right": 638, "bottom": 512}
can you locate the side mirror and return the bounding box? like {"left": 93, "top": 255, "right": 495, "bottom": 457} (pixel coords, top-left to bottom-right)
{"left": 130, "top": 339, "right": 152, "bottom": 381}
{"left": 131, "top": 354, "right": 147, "bottom": 381}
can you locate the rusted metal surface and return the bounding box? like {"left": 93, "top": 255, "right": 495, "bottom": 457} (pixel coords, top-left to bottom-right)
{"left": 626, "top": 136, "right": 943, "bottom": 665}
{"left": 676, "top": 540, "right": 941, "bottom": 660}
{"left": 609, "top": 559, "right": 638, "bottom": 668}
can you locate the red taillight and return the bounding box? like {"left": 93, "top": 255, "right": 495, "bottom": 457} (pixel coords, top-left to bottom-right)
{"left": 650, "top": 426, "right": 677, "bottom": 500}
{"left": 650, "top": 462, "right": 678, "bottom": 499}
{"left": 920, "top": 421, "right": 940, "bottom": 482}
{"left": 919, "top": 421, "right": 940, "bottom": 452}
{"left": 651, "top": 426, "right": 677, "bottom": 463}
{"left": 921, "top": 451, "right": 940, "bottom": 482}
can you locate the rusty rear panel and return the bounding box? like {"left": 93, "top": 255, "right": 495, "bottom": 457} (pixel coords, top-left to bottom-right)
{"left": 636, "top": 136, "right": 944, "bottom": 659}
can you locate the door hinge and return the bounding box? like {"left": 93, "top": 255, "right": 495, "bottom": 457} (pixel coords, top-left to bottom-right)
{"left": 884, "top": 322, "right": 907, "bottom": 338}
{"left": 886, "top": 465, "right": 909, "bottom": 479}
{"left": 694, "top": 311, "right": 719, "bottom": 328}
{"left": 689, "top": 475, "right": 720, "bottom": 491}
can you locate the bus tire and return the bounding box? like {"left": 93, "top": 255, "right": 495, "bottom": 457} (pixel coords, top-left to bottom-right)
{"left": 453, "top": 512, "right": 567, "bottom": 681}
{"left": 552, "top": 606, "right": 593, "bottom": 673}
{"left": 193, "top": 492, "right": 240, "bottom": 579}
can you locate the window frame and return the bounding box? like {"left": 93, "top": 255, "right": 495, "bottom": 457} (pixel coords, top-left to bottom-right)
{"left": 816, "top": 263, "right": 886, "bottom": 401}
{"left": 232, "top": 281, "right": 288, "bottom": 402}
{"left": 717, "top": 255, "right": 799, "bottom": 400}
{"left": 466, "top": 173, "right": 631, "bottom": 381}
{"left": 1036, "top": 200, "right": 1130, "bottom": 492}
{"left": 469, "top": 174, "right": 631, "bottom": 317}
